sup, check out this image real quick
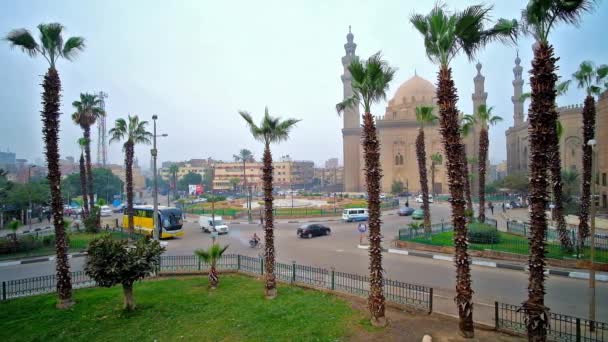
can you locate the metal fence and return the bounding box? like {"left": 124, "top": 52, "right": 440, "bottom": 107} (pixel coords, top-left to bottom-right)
{"left": 495, "top": 302, "right": 607, "bottom": 342}
{"left": 0, "top": 254, "right": 432, "bottom": 313}
{"left": 506, "top": 220, "right": 608, "bottom": 250}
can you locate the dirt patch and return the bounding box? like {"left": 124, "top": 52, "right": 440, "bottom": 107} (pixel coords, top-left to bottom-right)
{"left": 343, "top": 295, "right": 524, "bottom": 342}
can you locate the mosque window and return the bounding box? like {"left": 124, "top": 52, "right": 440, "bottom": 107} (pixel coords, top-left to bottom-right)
{"left": 395, "top": 153, "right": 404, "bottom": 166}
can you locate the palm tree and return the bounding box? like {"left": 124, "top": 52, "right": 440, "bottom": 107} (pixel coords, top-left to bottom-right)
{"left": 470, "top": 105, "right": 502, "bottom": 223}
{"left": 415, "top": 106, "right": 437, "bottom": 233}
{"left": 6, "top": 23, "right": 85, "bottom": 309}
{"left": 72, "top": 93, "right": 104, "bottom": 213}
{"left": 573, "top": 61, "right": 608, "bottom": 251}
{"left": 195, "top": 244, "right": 229, "bottom": 289}
{"left": 239, "top": 107, "right": 300, "bottom": 299}
{"left": 519, "top": 1, "right": 596, "bottom": 339}
{"left": 109, "top": 115, "right": 152, "bottom": 234}
{"left": 522, "top": 81, "right": 574, "bottom": 250}
{"left": 233, "top": 149, "right": 255, "bottom": 221}
{"left": 430, "top": 152, "right": 443, "bottom": 199}
{"left": 168, "top": 164, "right": 179, "bottom": 202}
{"left": 336, "top": 52, "right": 395, "bottom": 327}
{"left": 411, "top": 4, "right": 516, "bottom": 337}
{"left": 77, "top": 138, "right": 89, "bottom": 217}
{"left": 460, "top": 115, "right": 475, "bottom": 217}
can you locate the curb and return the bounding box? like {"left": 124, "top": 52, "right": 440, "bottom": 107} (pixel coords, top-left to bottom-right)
{"left": 356, "top": 246, "right": 608, "bottom": 282}
{"left": 0, "top": 252, "right": 89, "bottom": 267}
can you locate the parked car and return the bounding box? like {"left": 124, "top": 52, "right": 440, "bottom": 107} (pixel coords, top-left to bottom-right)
{"left": 412, "top": 209, "right": 425, "bottom": 220}
{"left": 415, "top": 194, "right": 434, "bottom": 203}
{"left": 398, "top": 206, "right": 415, "bottom": 216}
{"left": 297, "top": 224, "right": 331, "bottom": 238}
{"left": 113, "top": 205, "right": 125, "bottom": 213}
{"left": 100, "top": 205, "right": 113, "bottom": 217}
{"left": 198, "top": 216, "right": 229, "bottom": 234}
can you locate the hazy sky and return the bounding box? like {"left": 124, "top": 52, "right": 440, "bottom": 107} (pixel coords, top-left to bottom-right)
{"left": 1, "top": 0, "right": 606, "bottom": 169}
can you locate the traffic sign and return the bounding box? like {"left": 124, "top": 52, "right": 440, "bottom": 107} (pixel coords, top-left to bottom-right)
{"left": 357, "top": 223, "right": 367, "bottom": 233}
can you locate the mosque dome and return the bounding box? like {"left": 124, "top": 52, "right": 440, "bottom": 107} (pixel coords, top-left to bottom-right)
{"left": 389, "top": 75, "right": 436, "bottom": 105}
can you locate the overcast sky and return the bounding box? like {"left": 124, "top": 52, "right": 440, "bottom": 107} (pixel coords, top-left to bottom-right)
{"left": 1, "top": 0, "right": 606, "bottom": 170}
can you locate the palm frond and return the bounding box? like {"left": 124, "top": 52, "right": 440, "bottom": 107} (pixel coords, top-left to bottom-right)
{"left": 556, "top": 80, "right": 571, "bottom": 97}
{"left": 38, "top": 23, "right": 63, "bottom": 64}
{"left": 240, "top": 108, "right": 300, "bottom": 145}
{"left": 556, "top": 120, "right": 564, "bottom": 140}
{"left": 5, "top": 29, "right": 38, "bottom": 57}
{"left": 520, "top": 92, "right": 532, "bottom": 102}
{"left": 62, "top": 36, "right": 85, "bottom": 60}
{"left": 336, "top": 95, "right": 358, "bottom": 115}
{"left": 108, "top": 118, "right": 127, "bottom": 144}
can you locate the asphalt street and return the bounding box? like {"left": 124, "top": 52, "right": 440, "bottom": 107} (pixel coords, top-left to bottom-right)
{"left": 1, "top": 202, "right": 606, "bottom": 324}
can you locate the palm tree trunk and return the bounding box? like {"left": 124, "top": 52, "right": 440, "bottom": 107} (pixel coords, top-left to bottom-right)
{"left": 416, "top": 128, "right": 431, "bottom": 233}
{"left": 83, "top": 126, "right": 95, "bottom": 210}
{"left": 462, "top": 154, "right": 473, "bottom": 218}
{"left": 578, "top": 95, "right": 595, "bottom": 249}
{"left": 478, "top": 128, "right": 488, "bottom": 223}
{"left": 125, "top": 141, "right": 134, "bottom": 234}
{"left": 522, "top": 42, "right": 554, "bottom": 341}
{"left": 42, "top": 67, "right": 73, "bottom": 308}
{"left": 79, "top": 152, "right": 89, "bottom": 218}
{"left": 262, "top": 142, "right": 277, "bottom": 299}
{"left": 437, "top": 65, "right": 474, "bottom": 337}
{"left": 209, "top": 265, "right": 219, "bottom": 289}
{"left": 362, "top": 112, "right": 386, "bottom": 327}
{"left": 548, "top": 117, "right": 573, "bottom": 251}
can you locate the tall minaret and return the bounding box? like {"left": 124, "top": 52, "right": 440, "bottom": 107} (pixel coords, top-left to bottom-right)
{"left": 512, "top": 52, "right": 524, "bottom": 126}
{"left": 341, "top": 26, "right": 362, "bottom": 192}
{"left": 467, "top": 62, "right": 487, "bottom": 196}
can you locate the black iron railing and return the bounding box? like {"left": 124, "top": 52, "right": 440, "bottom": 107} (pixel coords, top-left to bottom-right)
{"left": 495, "top": 302, "right": 607, "bottom": 342}
{"left": 1, "top": 254, "right": 432, "bottom": 313}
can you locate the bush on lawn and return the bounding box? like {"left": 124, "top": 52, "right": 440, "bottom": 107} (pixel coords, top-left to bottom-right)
{"left": 84, "top": 206, "right": 100, "bottom": 233}
{"left": 467, "top": 223, "right": 500, "bottom": 244}
{"left": 85, "top": 235, "right": 165, "bottom": 310}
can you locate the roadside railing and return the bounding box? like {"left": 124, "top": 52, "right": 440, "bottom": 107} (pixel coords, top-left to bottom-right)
{"left": 506, "top": 220, "right": 608, "bottom": 251}
{"left": 1, "top": 253, "right": 432, "bottom": 313}
{"left": 495, "top": 302, "right": 607, "bottom": 342}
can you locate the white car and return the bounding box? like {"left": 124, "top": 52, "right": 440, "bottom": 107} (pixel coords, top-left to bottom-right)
{"left": 198, "top": 216, "right": 229, "bottom": 234}
{"left": 415, "top": 194, "right": 434, "bottom": 203}
{"left": 100, "top": 205, "right": 113, "bottom": 217}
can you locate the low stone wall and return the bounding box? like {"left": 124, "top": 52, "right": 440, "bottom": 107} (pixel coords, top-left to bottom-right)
{"left": 393, "top": 240, "right": 608, "bottom": 271}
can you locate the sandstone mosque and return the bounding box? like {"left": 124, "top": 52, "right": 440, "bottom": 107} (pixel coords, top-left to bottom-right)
{"left": 340, "top": 28, "right": 608, "bottom": 211}
{"left": 340, "top": 28, "right": 485, "bottom": 195}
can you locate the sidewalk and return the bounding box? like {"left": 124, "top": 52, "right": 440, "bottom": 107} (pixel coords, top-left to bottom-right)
{"left": 358, "top": 244, "right": 608, "bottom": 282}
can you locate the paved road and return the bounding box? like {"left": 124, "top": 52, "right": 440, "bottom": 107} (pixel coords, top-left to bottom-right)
{"left": 1, "top": 202, "right": 606, "bottom": 323}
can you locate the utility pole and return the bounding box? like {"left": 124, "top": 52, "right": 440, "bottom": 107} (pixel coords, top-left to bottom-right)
{"left": 588, "top": 139, "right": 597, "bottom": 329}
{"left": 27, "top": 165, "right": 36, "bottom": 230}
{"left": 211, "top": 166, "right": 216, "bottom": 230}
{"left": 151, "top": 115, "right": 167, "bottom": 241}
{"left": 97, "top": 91, "right": 108, "bottom": 167}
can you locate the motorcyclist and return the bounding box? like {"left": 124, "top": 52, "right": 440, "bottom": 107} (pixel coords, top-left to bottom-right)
{"left": 250, "top": 233, "right": 260, "bottom": 247}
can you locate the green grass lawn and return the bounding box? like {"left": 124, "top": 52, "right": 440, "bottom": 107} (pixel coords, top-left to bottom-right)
{"left": 410, "top": 231, "right": 608, "bottom": 263}
{"left": 0, "top": 274, "right": 361, "bottom": 341}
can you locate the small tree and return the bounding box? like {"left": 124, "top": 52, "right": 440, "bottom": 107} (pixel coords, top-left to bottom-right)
{"left": 390, "top": 180, "right": 404, "bottom": 194}
{"left": 194, "top": 244, "right": 229, "bottom": 289}
{"left": 85, "top": 236, "right": 164, "bottom": 310}
{"left": 8, "top": 219, "right": 21, "bottom": 251}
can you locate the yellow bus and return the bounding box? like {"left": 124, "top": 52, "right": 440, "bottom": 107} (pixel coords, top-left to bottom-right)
{"left": 122, "top": 205, "right": 185, "bottom": 238}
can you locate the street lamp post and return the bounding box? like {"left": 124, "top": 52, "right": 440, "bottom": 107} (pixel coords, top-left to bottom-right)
{"left": 210, "top": 166, "right": 216, "bottom": 233}
{"left": 151, "top": 114, "right": 168, "bottom": 241}
{"left": 27, "top": 165, "right": 36, "bottom": 230}
{"left": 588, "top": 139, "right": 597, "bottom": 328}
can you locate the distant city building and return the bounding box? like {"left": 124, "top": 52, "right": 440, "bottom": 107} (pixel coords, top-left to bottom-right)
{"left": 0, "top": 151, "right": 16, "bottom": 169}
{"left": 324, "top": 158, "right": 339, "bottom": 169}
{"left": 212, "top": 159, "right": 315, "bottom": 191}
{"left": 159, "top": 162, "right": 209, "bottom": 182}
{"left": 108, "top": 164, "right": 145, "bottom": 193}
{"left": 313, "top": 166, "right": 344, "bottom": 192}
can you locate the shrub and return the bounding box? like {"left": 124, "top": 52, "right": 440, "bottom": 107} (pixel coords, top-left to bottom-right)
{"left": 85, "top": 235, "right": 165, "bottom": 310}
{"left": 467, "top": 223, "right": 500, "bottom": 244}
{"left": 84, "top": 207, "right": 100, "bottom": 233}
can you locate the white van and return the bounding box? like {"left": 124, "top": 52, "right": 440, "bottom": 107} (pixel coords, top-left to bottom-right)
{"left": 198, "top": 216, "right": 229, "bottom": 234}
{"left": 415, "top": 194, "right": 434, "bottom": 203}
{"left": 342, "top": 208, "right": 369, "bottom": 222}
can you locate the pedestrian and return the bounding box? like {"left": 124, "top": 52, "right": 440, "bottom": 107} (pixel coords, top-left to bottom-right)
{"left": 260, "top": 215, "right": 264, "bottom": 227}
{"left": 489, "top": 202, "right": 494, "bottom": 215}
{"left": 46, "top": 211, "right": 51, "bottom": 223}
{"left": 501, "top": 202, "right": 506, "bottom": 213}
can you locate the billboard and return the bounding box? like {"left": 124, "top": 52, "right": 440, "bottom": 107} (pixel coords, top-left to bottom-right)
{"left": 188, "top": 184, "right": 203, "bottom": 196}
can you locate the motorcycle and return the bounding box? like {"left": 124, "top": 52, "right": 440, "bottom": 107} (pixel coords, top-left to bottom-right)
{"left": 249, "top": 239, "right": 261, "bottom": 248}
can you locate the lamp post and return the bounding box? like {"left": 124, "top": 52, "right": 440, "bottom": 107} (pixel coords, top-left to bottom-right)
{"left": 151, "top": 114, "right": 168, "bottom": 241}
{"left": 210, "top": 165, "right": 216, "bottom": 234}
{"left": 27, "top": 165, "right": 36, "bottom": 230}
{"left": 588, "top": 138, "right": 597, "bottom": 328}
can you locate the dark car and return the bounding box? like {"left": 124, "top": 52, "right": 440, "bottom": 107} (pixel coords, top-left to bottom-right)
{"left": 398, "top": 206, "right": 415, "bottom": 216}
{"left": 297, "top": 224, "right": 331, "bottom": 238}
